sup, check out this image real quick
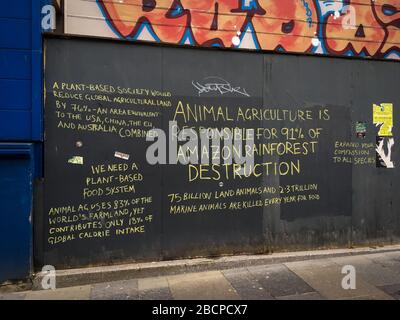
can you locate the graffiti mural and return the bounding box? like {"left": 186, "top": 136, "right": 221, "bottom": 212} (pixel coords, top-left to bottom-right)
{"left": 64, "top": 0, "right": 400, "bottom": 60}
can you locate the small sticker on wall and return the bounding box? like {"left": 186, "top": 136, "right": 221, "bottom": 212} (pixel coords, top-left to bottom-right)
{"left": 373, "top": 103, "right": 393, "bottom": 137}
{"left": 68, "top": 156, "right": 83, "bottom": 165}
{"left": 356, "top": 121, "right": 366, "bottom": 138}
{"left": 114, "top": 151, "right": 130, "bottom": 160}
{"left": 376, "top": 136, "right": 395, "bottom": 168}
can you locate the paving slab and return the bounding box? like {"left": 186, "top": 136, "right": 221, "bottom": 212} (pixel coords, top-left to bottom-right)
{"left": 0, "top": 292, "right": 26, "bottom": 300}
{"left": 30, "top": 245, "right": 400, "bottom": 289}
{"left": 138, "top": 276, "right": 173, "bottom": 300}
{"left": 285, "top": 259, "right": 393, "bottom": 300}
{"left": 364, "top": 252, "right": 400, "bottom": 274}
{"left": 340, "top": 296, "right": 376, "bottom": 300}
{"left": 24, "top": 285, "right": 91, "bottom": 300}
{"left": 139, "top": 287, "right": 173, "bottom": 300}
{"left": 4, "top": 249, "right": 400, "bottom": 300}
{"left": 138, "top": 277, "right": 169, "bottom": 291}
{"left": 222, "top": 268, "right": 274, "bottom": 300}
{"left": 378, "top": 284, "right": 400, "bottom": 300}
{"left": 330, "top": 255, "right": 400, "bottom": 287}
{"left": 90, "top": 279, "right": 138, "bottom": 300}
{"left": 277, "top": 292, "right": 324, "bottom": 300}
{"left": 246, "top": 264, "right": 314, "bottom": 298}
{"left": 167, "top": 271, "right": 240, "bottom": 300}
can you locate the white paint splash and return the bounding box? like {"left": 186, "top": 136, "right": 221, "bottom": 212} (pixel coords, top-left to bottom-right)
{"left": 312, "top": 37, "right": 320, "bottom": 47}
{"left": 376, "top": 138, "right": 395, "bottom": 168}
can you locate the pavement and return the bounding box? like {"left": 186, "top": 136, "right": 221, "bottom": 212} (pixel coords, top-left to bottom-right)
{"left": 1, "top": 249, "right": 400, "bottom": 300}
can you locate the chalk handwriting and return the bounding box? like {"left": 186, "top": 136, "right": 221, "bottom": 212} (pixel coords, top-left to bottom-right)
{"left": 192, "top": 77, "right": 250, "bottom": 97}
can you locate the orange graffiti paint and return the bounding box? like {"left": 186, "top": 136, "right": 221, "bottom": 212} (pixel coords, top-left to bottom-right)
{"left": 325, "top": 3, "right": 386, "bottom": 56}
{"left": 252, "top": 0, "right": 318, "bottom": 52}
{"left": 99, "top": 0, "right": 187, "bottom": 42}
{"left": 179, "top": 0, "right": 248, "bottom": 46}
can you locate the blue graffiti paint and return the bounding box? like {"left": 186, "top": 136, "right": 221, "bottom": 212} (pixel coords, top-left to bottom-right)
{"left": 300, "top": 0, "right": 314, "bottom": 28}
{"left": 382, "top": 5, "right": 397, "bottom": 16}
{"left": 312, "top": 1, "right": 331, "bottom": 55}
{"left": 241, "top": 0, "right": 258, "bottom": 11}
{"left": 179, "top": 28, "right": 195, "bottom": 45}
{"left": 169, "top": 2, "right": 184, "bottom": 17}
{"left": 131, "top": 20, "right": 161, "bottom": 42}
{"left": 238, "top": 21, "right": 260, "bottom": 50}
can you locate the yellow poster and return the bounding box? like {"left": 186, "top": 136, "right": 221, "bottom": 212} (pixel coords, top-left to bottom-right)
{"left": 373, "top": 103, "right": 393, "bottom": 137}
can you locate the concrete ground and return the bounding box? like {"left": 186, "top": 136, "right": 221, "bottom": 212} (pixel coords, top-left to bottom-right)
{"left": 1, "top": 250, "right": 400, "bottom": 300}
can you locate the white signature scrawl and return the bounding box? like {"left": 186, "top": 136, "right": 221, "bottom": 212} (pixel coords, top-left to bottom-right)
{"left": 192, "top": 76, "right": 250, "bottom": 97}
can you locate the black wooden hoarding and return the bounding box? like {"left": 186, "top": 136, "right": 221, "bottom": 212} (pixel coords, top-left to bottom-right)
{"left": 40, "top": 37, "right": 400, "bottom": 268}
